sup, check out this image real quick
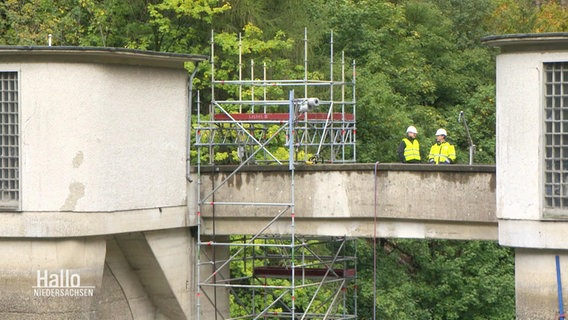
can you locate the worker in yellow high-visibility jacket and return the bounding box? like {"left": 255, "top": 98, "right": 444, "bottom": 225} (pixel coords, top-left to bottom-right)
{"left": 428, "top": 128, "right": 456, "bottom": 164}
{"left": 397, "top": 126, "right": 421, "bottom": 163}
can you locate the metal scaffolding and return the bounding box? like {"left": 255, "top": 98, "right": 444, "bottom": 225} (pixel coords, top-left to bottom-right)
{"left": 195, "top": 29, "right": 358, "bottom": 320}
{"left": 194, "top": 28, "right": 356, "bottom": 165}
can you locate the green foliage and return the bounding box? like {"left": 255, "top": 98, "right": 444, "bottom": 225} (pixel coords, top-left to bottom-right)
{"left": 450, "top": 85, "right": 497, "bottom": 164}
{"left": 324, "top": 0, "right": 500, "bottom": 164}
{"left": 1, "top": 0, "right": 80, "bottom": 45}
{"left": 491, "top": 0, "right": 539, "bottom": 34}
{"left": 147, "top": 0, "right": 230, "bottom": 52}
{"left": 357, "top": 239, "right": 515, "bottom": 320}
{"left": 210, "top": 23, "right": 296, "bottom": 102}
{"left": 432, "top": 0, "right": 498, "bottom": 50}
{"left": 490, "top": 0, "right": 568, "bottom": 34}
{"left": 535, "top": 1, "right": 568, "bottom": 32}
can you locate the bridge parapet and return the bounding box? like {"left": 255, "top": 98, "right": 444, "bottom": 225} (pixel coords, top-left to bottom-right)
{"left": 194, "top": 163, "right": 497, "bottom": 240}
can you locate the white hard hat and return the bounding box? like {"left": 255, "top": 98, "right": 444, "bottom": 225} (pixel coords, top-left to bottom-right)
{"left": 435, "top": 128, "right": 447, "bottom": 136}
{"left": 406, "top": 126, "right": 418, "bottom": 134}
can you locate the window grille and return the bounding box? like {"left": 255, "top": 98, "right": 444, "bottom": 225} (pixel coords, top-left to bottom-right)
{"left": 0, "top": 72, "right": 19, "bottom": 209}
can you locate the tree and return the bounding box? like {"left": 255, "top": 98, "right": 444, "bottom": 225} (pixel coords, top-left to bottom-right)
{"left": 534, "top": 0, "right": 568, "bottom": 32}
{"left": 357, "top": 239, "right": 515, "bottom": 320}
{"left": 490, "top": 0, "right": 539, "bottom": 34}
{"left": 325, "top": 0, "right": 497, "bottom": 163}
{"left": 490, "top": 0, "right": 568, "bottom": 34}
{"left": 146, "top": 0, "right": 230, "bottom": 52}
{"left": 0, "top": 0, "right": 83, "bottom": 45}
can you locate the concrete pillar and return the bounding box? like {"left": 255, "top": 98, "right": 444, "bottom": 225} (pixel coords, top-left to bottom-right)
{"left": 144, "top": 228, "right": 194, "bottom": 319}
{"left": 515, "top": 249, "right": 568, "bottom": 320}
{"left": 100, "top": 238, "right": 155, "bottom": 320}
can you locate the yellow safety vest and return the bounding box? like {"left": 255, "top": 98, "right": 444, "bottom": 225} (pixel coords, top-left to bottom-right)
{"left": 403, "top": 138, "right": 421, "bottom": 162}
{"left": 428, "top": 141, "right": 456, "bottom": 164}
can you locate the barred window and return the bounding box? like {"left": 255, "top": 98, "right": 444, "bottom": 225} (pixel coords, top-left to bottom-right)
{"left": 0, "top": 72, "right": 19, "bottom": 210}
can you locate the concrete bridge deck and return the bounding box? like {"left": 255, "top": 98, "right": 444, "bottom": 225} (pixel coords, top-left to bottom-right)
{"left": 194, "top": 163, "right": 497, "bottom": 241}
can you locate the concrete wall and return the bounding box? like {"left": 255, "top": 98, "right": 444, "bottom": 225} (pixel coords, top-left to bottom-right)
{"left": 0, "top": 237, "right": 106, "bottom": 319}
{"left": 0, "top": 231, "right": 196, "bottom": 320}
{"left": 489, "top": 37, "right": 568, "bottom": 248}
{"left": 195, "top": 164, "right": 497, "bottom": 240}
{"left": 494, "top": 50, "right": 562, "bottom": 222}
{"left": 11, "top": 62, "right": 188, "bottom": 212}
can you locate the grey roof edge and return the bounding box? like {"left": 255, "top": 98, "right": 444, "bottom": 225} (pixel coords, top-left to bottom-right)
{"left": 0, "top": 46, "right": 209, "bottom": 69}
{"left": 481, "top": 33, "right": 568, "bottom": 50}
{"left": 0, "top": 46, "right": 209, "bottom": 61}
{"left": 482, "top": 33, "right": 568, "bottom": 42}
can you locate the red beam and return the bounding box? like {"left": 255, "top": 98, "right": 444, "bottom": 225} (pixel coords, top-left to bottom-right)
{"left": 213, "top": 113, "right": 354, "bottom": 122}
{"left": 253, "top": 266, "right": 356, "bottom": 279}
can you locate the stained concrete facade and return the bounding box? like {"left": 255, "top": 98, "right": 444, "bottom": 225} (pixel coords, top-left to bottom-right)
{"left": 195, "top": 164, "right": 497, "bottom": 240}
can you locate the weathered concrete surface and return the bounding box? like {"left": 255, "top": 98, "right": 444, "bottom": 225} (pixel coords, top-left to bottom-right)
{"left": 100, "top": 238, "right": 155, "bottom": 320}
{"left": 0, "top": 237, "right": 105, "bottom": 320}
{"left": 17, "top": 61, "right": 189, "bottom": 213}
{"left": 0, "top": 206, "right": 188, "bottom": 238}
{"left": 514, "top": 249, "right": 568, "bottom": 320}
{"left": 99, "top": 229, "right": 196, "bottom": 320}
{"left": 144, "top": 229, "right": 193, "bottom": 319}
{"left": 0, "top": 231, "right": 196, "bottom": 320}
{"left": 195, "top": 163, "right": 497, "bottom": 240}
{"left": 112, "top": 231, "right": 188, "bottom": 320}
